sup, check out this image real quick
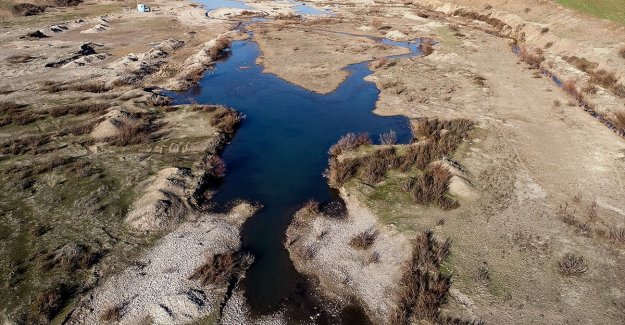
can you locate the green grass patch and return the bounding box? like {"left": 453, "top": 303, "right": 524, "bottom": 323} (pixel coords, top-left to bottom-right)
{"left": 555, "top": 0, "right": 625, "bottom": 24}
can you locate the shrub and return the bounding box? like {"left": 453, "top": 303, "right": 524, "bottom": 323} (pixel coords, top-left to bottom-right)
{"left": 388, "top": 231, "right": 452, "bottom": 324}
{"left": 379, "top": 130, "right": 397, "bottom": 145}
{"left": 101, "top": 304, "right": 124, "bottom": 322}
{"left": 12, "top": 3, "right": 44, "bottom": 16}
{"left": 361, "top": 156, "right": 388, "bottom": 184}
{"left": 303, "top": 200, "right": 320, "bottom": 214}
{"left": 590, "top": 69, "right": 618, "bottom": 88}
{"left": 188, "top": 251, "right": 253, "bottom": 285}
{"left": 518, "top": 46, "right": 544, "bottom": 69}
{"left": 581, "top": 84, "right": 598, "bottom": 94}
{"left": 210, "top": 108, "right": 242, "bottom": 135}
{"left": 619, "top": 47, "right": 625, "bottom": 59}
{"left": 607, "top": 227, "right": 625, "bottom": 245}
{"left": 325, "top": 157, "right": 359, "bottom": 188}
{"left": 329, "top": 133, "right": 371, "bottom": 156}
{"left": 68, "top": 82, "right": 110, "bottom": 93}
{"left": 409, "top": 164, "right": 458, "bottom": 210}
{"left": 208, "top": 37, "right": 232, "bottom": 60}
{"left": 562, "top": 79, "right": 583, "bottom": 103}
{"left": 614, "top": 112, "right": 625, "bottom": 130}
{"left": 558, "top": 254, "right": 588, "bottom": 276}
{"left": 0, "top": 134, "right": 51, "bottom": 155}
{"left": 420, "top": 39, "right": 434, "bottom": 56}
{"left": 349, "top": 228, "right": 378, "bottom": 250}
{"left": 33, "top": 284, "right": 70, "bottom": 320}
{"left": 200, "top": 155, "right": 227, "bottom": 178}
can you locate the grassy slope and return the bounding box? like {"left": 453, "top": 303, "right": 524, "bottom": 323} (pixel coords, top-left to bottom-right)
{"left": 556, "top": 0, "right": 625, "bottom": 24}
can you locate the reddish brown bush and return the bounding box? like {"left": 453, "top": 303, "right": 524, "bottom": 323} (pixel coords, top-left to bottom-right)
{"left": 562, "top": 79, "right": 583, "bottom": 103}
{"left": 325, "top": 157, "right": 359, "bottom": 188}
{"left": 201, "top": 154, "right": 227, "bottom": 178}
{"left": 189, "top": 251, "right": 253, "bottom": 285}
{"left": 519, "top": 46, "right": 544, "bottom": 69}
{"left": 420, "top": 39, "right": 434, "bottom": 56}
{"left": 349, "top": 228, "right": 378, "bottom": 250}
{"left": 210, "top": 108, "right": 242, "bottom": 135}
{"left": 361, "top": 156, "right": 388, "bottom": 184}
{"left": 329, "top": 133, "right": 371, "bottom": 156}
{"left": 408, "top": 164, "right": 458, "bottom": 210}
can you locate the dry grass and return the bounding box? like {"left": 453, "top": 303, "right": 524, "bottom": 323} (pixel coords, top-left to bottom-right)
{"left": 104, "top": 114, "right": 161, "bottom": 147}
{"left": 349, "top": 227, "right": 378, "bottom": 250}
{"left": 329, "top": 133, "right": 371, "bottom": 156}
{"left": 68, "top": 82, "right": 110, "bottom": 93}
{"left": 188, "top": 251, "right": 253, "bottom": 286}
{"left": 558, "top": 253, "right": 588, "bottom": 276}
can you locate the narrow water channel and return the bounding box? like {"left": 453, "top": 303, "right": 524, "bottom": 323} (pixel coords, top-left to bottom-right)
{"left": 170, "top": 24, "right": 422, "bottom": 323}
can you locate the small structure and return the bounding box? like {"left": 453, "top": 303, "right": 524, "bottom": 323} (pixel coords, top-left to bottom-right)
{"left": 137, "top": 4, "right": 150, "bottom": 13}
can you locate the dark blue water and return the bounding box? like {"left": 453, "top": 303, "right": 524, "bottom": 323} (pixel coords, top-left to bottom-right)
{"left": 170, "top": 36, "right": 421, "bottom": 323}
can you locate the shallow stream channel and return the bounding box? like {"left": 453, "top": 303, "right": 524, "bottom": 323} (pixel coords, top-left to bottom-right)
{"left": 169, "top": 7, "right": 424, "bottom": 323}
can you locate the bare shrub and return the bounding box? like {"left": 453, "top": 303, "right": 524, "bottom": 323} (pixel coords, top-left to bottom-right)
{"left": 101, "top": 304, "right": 124, "bottom": 322}
{"left": 379, "top": 130, "right": 397, "bottom": 145}
{"left": 329, "top": 133, "right": 371, "bottom": 156}
{"left": 210, "top": 108, "right": 242, "bottom": 135}
{"left": 325, "top": 157, "right": 359, "bottom": 188}
{"left": 388, "top": 231, "right": 451, "bottom": 324}
{"left": 607, "top": 227, "right": 625, "bottom": 245}
{"left": 409, "top": 164, "right": 458, "bottom": 210}
{"left": 0, "top": 134, "right": 51, "bottom": 155}
{"left": 208, "top": 37, "right": 232, "bottom": 60}
{"left": 361, "top": 156, "right": 388, "bottom": 184}
{"left": 349, "top": 228, "right": 378, "bottom": 250}
{"left": 68, "top": 82, "right": 110, "bottom": 93}
{"left": 188, "top": 251, "right": 253, "bottom": 285}
{"left": 558, "top": 253, "right": 588, "bottom": 276}
{"left": 562, "top": 79, "right": 583, "bottom": 103}
{"left": 420, "top": 39, "right": 434, "bottom": 56}
{"left": 367, "top": 251, "right": 381, "bottom": 264}
{"left": 200, "top": 155, "right": 227, "bottom": 178}
{"left": 519, "top": 46, "right": 544, "bottom": 69}
{"left": 33, "top": 284, "right": 70, "bottom": 321}
{"left": 303, "top": 200, "right": 320, "bottom": 214}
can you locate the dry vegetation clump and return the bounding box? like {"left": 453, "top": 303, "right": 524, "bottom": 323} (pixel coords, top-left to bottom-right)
{"left": 379, "top": 130, "right": 397, "bottom": 145}
{"left": 104, "top": 113, "right": 162, "bottom": 146}
{"left": 349, "top": 227, "right": 378, "bottom": 250}
{"left": 59, "top": 117, "right": 104, "bottom": 136}
{"left": 11, "top": 3, "right": 44, "bottom": 16}
{"left": 40, "top": 80, "right": 65, "bottom": 93}
{"left": 100, "top": 303, "right": 125, "bottom": 322}
{"left": 329, "top": 133, "right": 371, "bottom": 156}
{"left": 200, "top": 154, "right": 227, "bottom": 178}
{"left": 589, "top": 69, "right": 619, "bottom": 89}
{"left": 32, "top": 284, "right": 71, "bottom": 322}
{"left": 188, "top": 251, "right": 254, "bottom": 286}
{"left": 619, "top": 47, "right": 625, "bottom": 59}
{"left": 325, "top": 157, "right": 359, "bottom": 188}
{"left": 562, "top": 79, "right": 583, "bottom": 103}
{"left": 388, "top": 231, "right": 455, "bottom": 324}
{"left": 558, "top": 253, "right": 588, "bottom": 276}
{"left": 209, "top": 107, "right": 242, "bottom": 135}
{"left": 6, "top": 54, "right": 36, "bottom": 64}
{"left": 0, "top": 134, "right": 51, "bottom": 155}
{"left": 208, "top": 37, "right": 232, "bottom": 60}
{"left": 420, "top": 39, "right": 434, "bottom": 56}
{"left": 361, "top": 155, "right": 389, "bottom": 184}
{"left": 45, "top": 102, "right": 109, "bottom": 117}
{"left": 404, "top": 164, "right": 459, "bottom": 210}
{"left": 68, "top": 82, "right": 110, "bottom": 93}
{"left": 518, "top": 46, "right": 545, "bottom": 69}
{"left": 41, "top": 243, "right": 101, "bottom": 273}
